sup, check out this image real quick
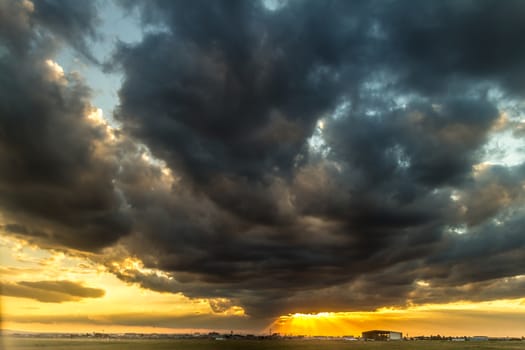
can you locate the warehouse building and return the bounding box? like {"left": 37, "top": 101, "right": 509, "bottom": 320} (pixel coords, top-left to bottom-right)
{"left": 362, "top": 330, "right": 403, "bottom": 341}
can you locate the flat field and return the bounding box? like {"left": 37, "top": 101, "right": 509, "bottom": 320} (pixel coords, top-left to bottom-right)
{"left": 2, "top": 338, "right": 525, "bottom": 350}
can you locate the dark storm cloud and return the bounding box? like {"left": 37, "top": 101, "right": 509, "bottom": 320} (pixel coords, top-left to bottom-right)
{"left": 0, "top": 57, "right": 131, "bottom": 250}
{"left": 380, "top": 0, "right": 525, "bottom": 95}
{"left": 0, "top": 280, "right": 105, "bottom": 302}
{"left": 113, "top": 0, "right": 374, "bottom": 186}
{"left": 106, "top": 0, "right": 525, "bottom": 317}
{"left": 409, "top": 277, "right": 525, "bottom": 305}
{"left": 0, "top": 0, "right": 34, "bottom": 54}
{"left": 3, "top": 0, "right": 525, "bottom": 320}
{"left": 0, "top": 0, "right": 100, "bottom": 60}
{"left": 460, "top": 164, "right": 525, "bottom": 226}
{"left": 323, "top": 97, "right": 498, "bottom": 196}
{"left": 0, "top": 0, "right": 131, "bottom": 251}
{"left": 32, "top": 0, "right": 101, "bottom": 63}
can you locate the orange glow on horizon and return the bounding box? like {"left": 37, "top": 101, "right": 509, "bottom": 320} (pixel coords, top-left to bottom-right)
{"left": 273, "top": 312, "right": 360, "bottom": 336}
{"left": 2, "top": 235, "right": 525, "bottom": 337}
{"left": 1, "top": 322, "right": 201, "bottom": 335}
{"left": 272, "top": 299, "right": 525, "bottom": 337}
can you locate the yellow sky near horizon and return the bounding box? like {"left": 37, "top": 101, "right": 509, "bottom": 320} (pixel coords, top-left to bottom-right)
{"left": 1, "top": 234, "right": 525, "bottom": 337}
{"left": 0, "top": 234, "right": 253, "bottom": 333}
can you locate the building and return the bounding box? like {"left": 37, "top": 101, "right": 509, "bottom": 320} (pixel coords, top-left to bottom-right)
{"left": 362, "top": 330, "right": 403, "bottom": 341}
{"left": 471, "top": 336, "right": 488, "bottom": 341}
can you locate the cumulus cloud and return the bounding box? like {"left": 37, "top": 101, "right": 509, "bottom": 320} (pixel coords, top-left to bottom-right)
{"left": 0, "top": 0, "right": 132, "bottom": 251}
{"left": 2, "top": 0, "right": 525, "bottom": 320}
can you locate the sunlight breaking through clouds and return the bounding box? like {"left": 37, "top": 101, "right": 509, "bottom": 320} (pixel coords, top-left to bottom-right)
{"left": 1, "top": 0, "right": 525, "bottom": 337}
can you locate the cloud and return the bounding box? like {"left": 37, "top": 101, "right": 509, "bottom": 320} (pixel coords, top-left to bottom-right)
{"left": 106, "top": 0, "right": 525, "bottom": 317}
{"left": 0, "top": 0, "right": 100, "bottom": 60}
{"left": 380, "top": 0, "right": 525, "bottom": 95}
{"left": 0, "top": 280, "right": 105, "bottom": 303}
{"left": 409, "top": 276, "right": 525, "bottom": 305}
{"left": 31, "top": 0, "right": 101, "bottom": 63}
{"left": 0, "top": 0, "right": 132, "bottom": 251}
{"left": 2, "top": 0, "right": 525, "bottom": 321}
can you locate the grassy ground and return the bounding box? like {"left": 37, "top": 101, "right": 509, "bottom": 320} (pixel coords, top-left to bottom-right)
{"left": 2, "top": 338, "right": 524, "bottom": 350}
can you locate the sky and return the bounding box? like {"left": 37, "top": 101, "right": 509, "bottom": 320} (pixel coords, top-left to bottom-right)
{"left": 1, "top": 0, "right": 525, "bottom": 338}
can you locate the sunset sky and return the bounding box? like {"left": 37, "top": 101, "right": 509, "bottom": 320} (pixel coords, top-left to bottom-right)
{"left": 1, "top": 0, "right": 525, "bottom": 337}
